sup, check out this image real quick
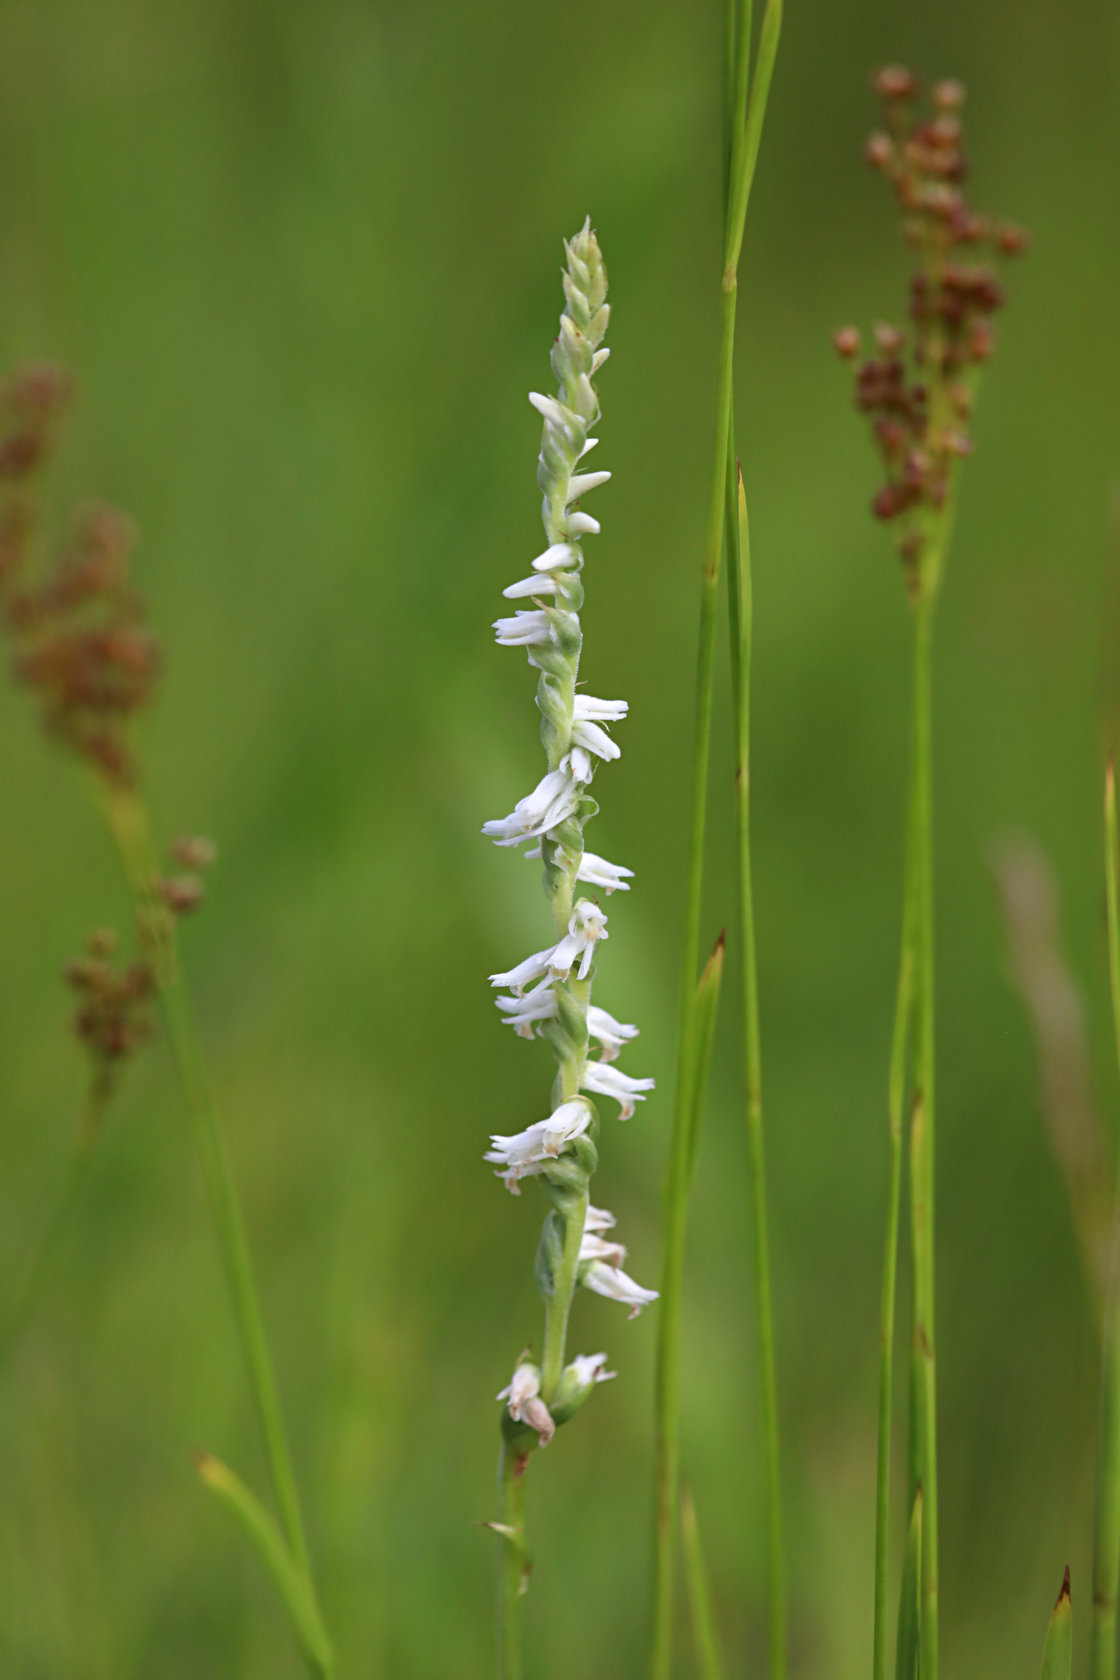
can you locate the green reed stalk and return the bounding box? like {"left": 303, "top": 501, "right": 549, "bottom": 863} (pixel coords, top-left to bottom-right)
{"left": 651, "top": 4, "right": 781, "bottom": 1675}
{"left": 872, "top": 911, "right": 913, "bottom": 1680}
{"left": 908, "top": 592, "right": 938, "bottom": 1680}
{"left": 102, "top": 785, "right": 332, "bottom": 1679}
{"left": 1093, "top": 765, "right": 1120, "bottom": 1680}
{"left": 726, "top": 462, "right": 785, "bottom": 1678}
{"left": 681, "top": 1486, "right": 728, "bottom": 1680}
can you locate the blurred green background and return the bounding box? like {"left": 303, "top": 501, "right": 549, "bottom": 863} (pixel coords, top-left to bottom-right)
{"left": 0, "top": 0, "right": 1117, "bottom": 1675}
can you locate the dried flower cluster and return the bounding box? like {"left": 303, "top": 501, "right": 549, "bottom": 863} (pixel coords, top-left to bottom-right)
{"left": 834, "top": 69, "right": 1027, "bottom": 594}
{"left": 66, "top": 927, "right": 156, "bottom": 1093}
{"left": 0, "top": 367, "right": 159, "bottom": 786}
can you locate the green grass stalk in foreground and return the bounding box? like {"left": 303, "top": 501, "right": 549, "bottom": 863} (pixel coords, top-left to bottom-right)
{"left": 681, "top": 1486, "right": 728, "bottom": 1680}
{"left": 0, "top": 373, "right": 333, "bottom": 1677}
{"left": 482, "top": 222, "right": 658, "bottom": 1674}
{"left": 1041, "top": 1568, "right": 1073, "bottom": 1680}
{"left": 651, "top": 4, "right": 782, "bottom": 1675}
{"left": 1093, "top": 765, "right": 1120, "bottom": 1680}
{"left": 725, "top": 463, "right": 785, "bottom": 1678}
{"left": 836, "top": 67, "right": 1026, "bottom": 1680}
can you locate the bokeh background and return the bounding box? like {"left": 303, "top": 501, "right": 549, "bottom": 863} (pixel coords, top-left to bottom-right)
{"left": 0, "top": 0, "right": 1117, "bottom": 1675}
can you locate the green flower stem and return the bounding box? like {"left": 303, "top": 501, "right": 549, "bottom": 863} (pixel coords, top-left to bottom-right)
{"left": 1093, "top": 766, "right": 1120, "bottom": 1680}
{"left": 540, "top": 1183, "right": 589, "bottom": 1402}
{"left": 726, "top": 461, "right": 785, "bottom": 1680}
{"left": 907, "top": 592, "right": 938, "bottom": 1680}
{"left": 497, "top": 1443, "right": 529, "bottom": 1680}
{"left": 651, "top": 7, "right": 781, "bottom": 1675}
{"left": 872, "top": 928, "right": 914, "bottom": 1680}
{"left": 101, "top": 786, "right": 329, "bottom": 1671}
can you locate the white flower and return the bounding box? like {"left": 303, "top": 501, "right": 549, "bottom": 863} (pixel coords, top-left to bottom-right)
{"left": 502, "top": 574, "right": 561, "bottom": 599}
{"left": 529, "top": 390, "right": 577, "bottom": 432}
{"left": 485, "top": 1099, "right": 593, "bottom": 1190}
{"left": 573, "top": 695, "right": 628, "bottom": 723}
{"left": 531, "top": 542, "right": 578, "bottom": 573}
{"left": 577, "top": 851, "right": 634, "bottom": 894}
{"left": 572, "top": 718, "right": 620, "bottom": 761}
{"left": 587, "top": 1004, "right": 639, "bottom": 1062}
{"left": 488, "top": 946, "right": 556, "bottom": 993}
{"left": 496, "top": 1361, "right": 554, "bottom": 1445}
{"left": 566, "top": 1352, "right": 616, "bottom": 1388}
{"left": 550, "top": 899, "right": 608, "bottom": 981}
{"left": 581, "top": 1059, "right": 655, "bottom": 1120}
{"left": 566, "top": 470, "right": 611, "bottom": 499}
{"left": 564, "top": 746, "right": 595, "bottom": 783}
{"left": 579, "top": 1230, "right": 628, "bottom": 1267}
{"left": 482, "top": 768, "right": 579, "bottom": 848}
{"left": 583, "top": 1204, "right": 617, "bottom": 1233}
{"left": 576, "top": 436, "right": 599, "bottom": 460}
{"left": 493, "top": 610, "right": 555, "bottom": 647}
{"left": 496, "top": 1360, "right": 540, "bottom": 1418}
{"left": 565, "top": 510, "right": 600, "bottom": 537}
{"left": 495, "top": 980, "right": 557, "bottom": 1037}
{"left": 583, "top": 1260, "right": 659, "bottom": 1319}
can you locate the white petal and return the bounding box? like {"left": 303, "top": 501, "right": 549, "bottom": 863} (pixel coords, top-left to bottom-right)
{"left": 502, "top": 574, "right": 559, "bottom": 598}
{"left": 577, "top": 436, "right": 599, "bottom": 459}
{"left": 565, "top": 511, "right": 600, "bottom": 536}
{"left": 583, "top": 1261, "right": 659, "bottom": 1318}
{"left": 577, "top": 851, "right": 634, "bottom": 894}
{"left": 493, "top": 610, "right": 554, "bottom": 646}
{"left": 573, "top": 695, "right": 628, "bottom": 722}
{"left": 572, "top": 719, "right": 620, "bottom": 761}
{"left": 531, "top": 543, "right": 578, "bottom": 573}
{"left": 568, "top": 470, "right": 611, "bottom": 498}
{"left": 568, "top": 746, "right": 594, "bottom": 782}
{"left": 489, "top": 947, "right": 556, "bottom": 991}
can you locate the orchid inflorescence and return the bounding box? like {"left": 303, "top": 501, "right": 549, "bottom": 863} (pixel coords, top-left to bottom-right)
{"left": 483, "top": 221, "right": 657, "bottom": 1454}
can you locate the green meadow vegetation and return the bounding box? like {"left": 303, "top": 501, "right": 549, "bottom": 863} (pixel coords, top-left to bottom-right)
{"left": 0, "top": 1, "right": 1117, "bottom": 1676}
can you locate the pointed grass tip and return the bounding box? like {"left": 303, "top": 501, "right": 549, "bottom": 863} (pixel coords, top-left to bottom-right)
{"left": 1056, "top": 1565, "right": 1070, "bottom": 1608}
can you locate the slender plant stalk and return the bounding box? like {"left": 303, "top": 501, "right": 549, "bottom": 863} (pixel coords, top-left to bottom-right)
{"left": 102, "top": 785, "right": 331, "bottom": 1675}
{"left": 872, "top": 924, "right": 913, "bottom": 1680}
{"left": 651, "top": 4, "right": 781, "bottom": 1675}
{"left": 1093, "top": 766, "right": 1120, "bottom": 1680}
{"left": 726, "top": 461, "right": 785, "bottom": 1678}
{"left": 681, "top": 1486, "right": 728, "bottom": 1680}
{"left": 496, "top": 1444, "right": 528, "bottom": 1680}
{"left": 908, "top": 595, "right": 938, "bottom": 1680}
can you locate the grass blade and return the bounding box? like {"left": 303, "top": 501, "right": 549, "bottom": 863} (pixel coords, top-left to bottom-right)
{"left": 196, "top": 1452, "right": 334, "bottom": 1678}
{"left": 1041, "top": 1568, "right": 1073, "bottom": 1680}
{"left": 1093, "top": 764, "right": 1120, "bottom": 1680}
{"left": 684, "top": 933, "right": 726, "bottom": 1189}
{"left": 681, "top": 1486, "right": 728, "bottom": 1680}
{"left": 895, "top": 1485, "right": 922, "bottom": 1680}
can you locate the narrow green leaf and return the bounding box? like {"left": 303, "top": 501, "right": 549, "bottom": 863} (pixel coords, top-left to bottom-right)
{"left": 895, "top": 1486, "right": 923, "bottom": 1680}
{"left": 196, "top": 1452, "right": 334, "bottom": 1677}
{"left": 684, "top": 932, "right": 726, "bottom": 1188}
{"left": 681, "top": 1486, "right": 728, "bottom": 1680}
{"left": 1041, "top": 1567, "right": 1072, "bottom": 1680}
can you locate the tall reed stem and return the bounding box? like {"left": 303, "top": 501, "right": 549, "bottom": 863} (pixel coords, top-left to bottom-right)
{"left": 651, "top": 3, "right": 781, "bottom": 1673}
{"left": 102, "top": 786, "right": 330, "bottom": 1672}
{"left": 1093, "top": 765, "right": 1120, "bottom": 1680}
{"left": 726, "top": 460, "right": 785, "bottom": 1678}
{"left": 907, "top": 594, "right": 938, "bottom": 1680}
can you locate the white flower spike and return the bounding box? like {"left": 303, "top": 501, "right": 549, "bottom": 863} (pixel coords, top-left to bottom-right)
{"left": 482, "top": 220, "right": 656, "bottom": 1464}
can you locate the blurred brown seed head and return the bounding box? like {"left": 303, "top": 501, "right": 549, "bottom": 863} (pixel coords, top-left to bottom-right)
{"left": 834, "top": 69, "right": 1025, "bottom": 577}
